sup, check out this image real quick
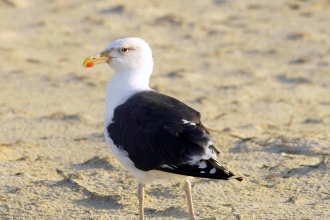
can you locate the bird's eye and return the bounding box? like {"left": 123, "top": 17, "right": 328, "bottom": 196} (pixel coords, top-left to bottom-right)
{"left": 121, "top": 47, "right": 128, "bottom": 53}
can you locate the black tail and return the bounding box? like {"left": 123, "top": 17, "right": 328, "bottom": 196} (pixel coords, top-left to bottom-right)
{"left": 158, "top": 158, "right": 243, "bottom": 181}
{"left": 208, "top": 158, "right": 243, "bottom": 181}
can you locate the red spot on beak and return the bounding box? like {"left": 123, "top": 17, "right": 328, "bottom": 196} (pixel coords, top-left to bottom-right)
{"left": 86, "top": 62, "right": 94, "bottom": 68}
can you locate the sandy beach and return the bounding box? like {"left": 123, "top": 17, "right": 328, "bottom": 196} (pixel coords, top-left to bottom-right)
{"left": 1, "top": 0, "right": 329, "bottom": 219}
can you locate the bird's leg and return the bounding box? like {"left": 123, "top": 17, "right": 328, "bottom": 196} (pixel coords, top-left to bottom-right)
{"left": 183, "top": 179, "right": 196, "bottom": 220}
{"left": 138, "top": 182, "right": 145, "bottom": 220}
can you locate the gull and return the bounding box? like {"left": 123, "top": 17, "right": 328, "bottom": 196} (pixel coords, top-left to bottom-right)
{"left": 82, "top": 37, "right": 242, "bottom": 220}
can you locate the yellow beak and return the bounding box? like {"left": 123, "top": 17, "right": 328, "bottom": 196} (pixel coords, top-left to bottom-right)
{"left": 82, "top": 53, "right": 110, "bottom": 68}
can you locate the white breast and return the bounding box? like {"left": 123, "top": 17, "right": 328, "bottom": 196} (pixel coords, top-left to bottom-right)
{"left": 103, "top": 71, "right": 153, "bottom": 184}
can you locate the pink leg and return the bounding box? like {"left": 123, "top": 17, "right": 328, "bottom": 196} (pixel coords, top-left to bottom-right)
{"left": 138, "top": 183, "right": 145, "bottom": 220}
{"left": 183, "top": 180, "right": 196, "bottom": 220}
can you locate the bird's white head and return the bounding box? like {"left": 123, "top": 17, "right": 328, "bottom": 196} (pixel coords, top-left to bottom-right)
{"left": 83, "top": 38, "right": 153, "bottom": 74}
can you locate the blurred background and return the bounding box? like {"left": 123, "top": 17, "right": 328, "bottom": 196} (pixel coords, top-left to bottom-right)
{"left": 0, "top": 0, "right": 329, "bottom": 219}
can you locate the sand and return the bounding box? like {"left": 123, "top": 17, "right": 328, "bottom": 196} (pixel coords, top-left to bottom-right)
{"left": 0, "top": 0, "right": 329, "bottom": 219}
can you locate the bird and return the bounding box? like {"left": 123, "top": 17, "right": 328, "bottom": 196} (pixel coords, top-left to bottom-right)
{"left": 82, "top": 38, "right": 242, "bottom": 220}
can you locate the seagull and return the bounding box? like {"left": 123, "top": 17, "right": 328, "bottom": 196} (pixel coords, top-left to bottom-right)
{"left": 82, "top": 38, "right": 242, "bottom": 220}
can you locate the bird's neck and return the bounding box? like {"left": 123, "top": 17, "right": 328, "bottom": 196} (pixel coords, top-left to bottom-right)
{"left": 104, "top": 70, "right": 152, "bottom": 124}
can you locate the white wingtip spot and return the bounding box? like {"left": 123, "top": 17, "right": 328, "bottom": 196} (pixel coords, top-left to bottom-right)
{"left": 210, "top": 168, "right": 216, "bottom": 174}
{"left": 160, "top": 164, "right": 174, "bottom": 170}
{"left": 200, "top": 171, "right": 206, "bottom": 173}
{"left": 182, "top": 119, "right": 196, "bottom": 126}
{"left": 198, "top": 161, "right": 207, "bottom": 169}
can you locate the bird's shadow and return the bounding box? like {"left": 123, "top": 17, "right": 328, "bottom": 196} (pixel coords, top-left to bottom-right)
{"left": 70, "top": 155, "right": 120, "bottom": 171}
{"left": 52, "top": 180, "right": 123, "bottom": 210}
{"left": 74, "top": 193, "right": 122, "bottom": 210}
{"left": 146, "top": 205, "right": 188, "bottom": 218}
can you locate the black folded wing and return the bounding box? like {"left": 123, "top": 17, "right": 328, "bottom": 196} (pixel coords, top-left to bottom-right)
{"left": 107, "top": 91, "right": 242, "bottom": 181}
